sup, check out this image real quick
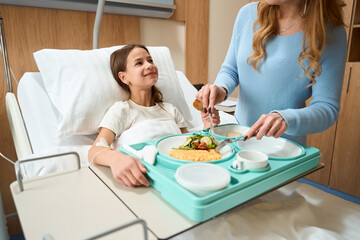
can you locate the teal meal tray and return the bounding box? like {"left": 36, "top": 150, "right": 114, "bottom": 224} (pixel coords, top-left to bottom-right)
{"left": 119, "top": 125, "right": 321, "bottom": 222}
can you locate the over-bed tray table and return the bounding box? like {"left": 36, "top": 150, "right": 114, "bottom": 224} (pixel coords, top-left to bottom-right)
{"left": 10, "top": 162, "right": 323, "bottom": 239}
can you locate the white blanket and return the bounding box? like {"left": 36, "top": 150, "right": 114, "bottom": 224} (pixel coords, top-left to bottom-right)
{"left": 19, "top": 145, "right": 91, "bottom": 179}
{"left": 113, "top": 119, "right": 182, "bottom": 149}
{"left": 173, "top": 182, "right": 360, "bottom": 240}
{"left": 19, "top": 119, "right": 182, "bottom": 179}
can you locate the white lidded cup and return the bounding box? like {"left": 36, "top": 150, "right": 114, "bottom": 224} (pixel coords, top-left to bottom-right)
{"left": 175, "top": 162, "right": 231, "bottom": 196}
{"left": 232, "top": 150, "right": 268, "bottom": 170}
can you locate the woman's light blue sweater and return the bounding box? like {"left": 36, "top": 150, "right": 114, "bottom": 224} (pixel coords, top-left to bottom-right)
{"left": 215, "top": 2, "right": 347, "bottom": 144}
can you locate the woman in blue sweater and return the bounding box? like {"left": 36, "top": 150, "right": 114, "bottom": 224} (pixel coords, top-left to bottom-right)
{"left": 197, "top": 0, "right": 347, "bottom": 144}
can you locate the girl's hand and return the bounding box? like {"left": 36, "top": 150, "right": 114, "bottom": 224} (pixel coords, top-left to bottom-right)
{"left": 245, "top": 112, "right": 287, "bottom": 140}
{"left": 201, "top": 108, "right": 220, "bottom": 129}
{"left": 196, "top": 84, "right": 227, "bottom": 111}
{"left": 109, "top": 153, "right": 149, "bottom": 187}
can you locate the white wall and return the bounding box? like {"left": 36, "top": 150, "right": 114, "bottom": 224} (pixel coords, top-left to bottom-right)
{"left": 208, "top": 0, "right": 249, "bottom": 97}
{"left": 140, "top": 0, "right": 249, "bottom": 97}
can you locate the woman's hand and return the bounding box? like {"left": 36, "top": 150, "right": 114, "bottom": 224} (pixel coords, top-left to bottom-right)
{"left": 108, "top": 152, "right": 149, "bottom": 187}
{"left": 196, "top": 84, "right": 227, "bottom": 111}
{"left": 201, "top": 108, "right": 220, "bottom": 129}
{"left": 245, "top": 112, "right": 287, "bottom": 140}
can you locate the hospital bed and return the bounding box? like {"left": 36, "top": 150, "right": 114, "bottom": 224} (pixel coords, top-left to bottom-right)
{"left": 4, "top": 44, "right": 244, "bottom": 239}
{"left": 3, "top": 2, "right": 360, "bottom": 240}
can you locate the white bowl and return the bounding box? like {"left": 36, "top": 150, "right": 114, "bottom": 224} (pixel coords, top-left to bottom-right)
{"left": 157, "top": 135, "right": 232, "bottom": 161}
{"left": 237, "top": 136, "right": 304, "bottom": 159}
{"left": 214, "top": 124, "right": 250, "bottom": 138}
{"left": 175, "top": 162, "right": 230, "bottom": 196}
{"left": 233, "top": 150, "right": 268, "bottom": 170}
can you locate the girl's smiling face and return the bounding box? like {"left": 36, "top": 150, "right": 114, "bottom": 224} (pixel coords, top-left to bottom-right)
{"left": 119, "top": 47, "right": 158, "bottom": 90}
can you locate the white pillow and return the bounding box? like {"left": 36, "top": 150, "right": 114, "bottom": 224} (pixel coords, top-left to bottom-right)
{"left": 33, "top": 46, "right": 192, "bottom": 138}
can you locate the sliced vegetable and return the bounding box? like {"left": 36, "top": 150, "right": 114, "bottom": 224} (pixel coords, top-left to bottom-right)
{"left": 183, "top": 137, "right": 192, "bottom": 147}
{"left": 200, "top": 136, "right": 212, "bottom": 146}
{"left": 173, "top": 134, "right": 218, "bottom": 150}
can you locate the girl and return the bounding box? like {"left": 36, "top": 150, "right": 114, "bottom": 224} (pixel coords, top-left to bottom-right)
{"left": 88, "top": 44, "right": 219, "bottom": 187}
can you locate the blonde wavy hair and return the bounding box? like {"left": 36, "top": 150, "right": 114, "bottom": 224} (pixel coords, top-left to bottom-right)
{"left": 247, "top": 0, "right": 346, "bottom": 86}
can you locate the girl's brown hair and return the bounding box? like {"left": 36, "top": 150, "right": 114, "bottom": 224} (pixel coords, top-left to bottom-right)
{"left": 110, "top": 44, "right": 163, "bottom": 103}
{"left": 247, "top": 0, "right": 346, "bottom": 87}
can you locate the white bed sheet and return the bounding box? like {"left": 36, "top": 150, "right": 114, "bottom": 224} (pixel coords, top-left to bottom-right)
{"left": 173, "top": 181, "right": 360, "bottom": 240}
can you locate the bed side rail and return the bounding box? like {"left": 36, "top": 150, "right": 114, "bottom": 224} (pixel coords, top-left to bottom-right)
{"left": 15, "top": 151, "right": 81, "bottom": 192}
{"left": 6, "top": 92, "right": 33, "bottom": 159}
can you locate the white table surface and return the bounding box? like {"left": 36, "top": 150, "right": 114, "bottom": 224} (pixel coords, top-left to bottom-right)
{"left": 10, "top": 167, "right": 157, "bottom": 240}
{"left": 89, "top": 165, "right": 199, "bottom": 239}
{"left": 11, "top": 163, "right": 324, "bottom": 240}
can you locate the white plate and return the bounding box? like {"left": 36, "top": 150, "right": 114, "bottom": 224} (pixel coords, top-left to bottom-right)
{"left": 237, "top": 136, "right": 304, "bottom": 159}
{"left": 157, "top": 135, "right": 232, "bottom": 161}
{"left": 175, "top": 162, "right": 230, "bottom": 196}
{"left": 214, "top": 124, "right": 250, "bottom": 138}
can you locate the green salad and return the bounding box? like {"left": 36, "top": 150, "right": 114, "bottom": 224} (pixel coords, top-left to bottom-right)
{"left": 175, "top": 135, "right": 218, "bottom": 150}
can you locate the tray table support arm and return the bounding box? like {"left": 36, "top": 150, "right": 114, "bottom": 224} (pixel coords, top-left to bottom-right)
{"left": 42, "top": 218, "right": 148, "bottom": 240}
{"left": 82, "top": 218, "right": 148, "bottom": 240}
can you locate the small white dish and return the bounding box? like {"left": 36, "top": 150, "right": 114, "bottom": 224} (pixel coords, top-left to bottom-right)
{"left": 232, "top": 150, "right": 268, "bottom": 170}
{"left": 122, "top": 144, "right": 158, "bottom": 165}
{"left": 237, "top": 136, "right": 304, "bottom": 159}
{"left": 157, "top": 135, "right": 232, "bottom": 161}
{"left": 175, "top": 162, "right": 230, "bottom": 196}
{"left": 214, "top": 124, "right": 250, "bottom": 138}
{"left": 122, "top": 144, "right": 143, "bottom": 159}
{"left": 141, "top": 145, "right": 158, "bottom": 165}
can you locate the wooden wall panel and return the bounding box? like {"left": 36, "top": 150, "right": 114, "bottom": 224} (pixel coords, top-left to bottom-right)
{"left": 305, "top": 0, "right": 356, "bottom": 186}
{"left": 170, "top": 0, "right": 185, "bottom": 21}
{"left": 343, "top": 0, "right": 355, "bottom": 29}
{"left": 98, "top": 13, "right": 141, "bottom": 47}
{"left": 329, "top": 63, "right": 360, "bottom": 197}
{"left": 0, "top": 5, "right": 140, "bottom": 235}
{"left": 185, "top": 0, "right": 209, "bottom": 85}
{"left": 306, "top": 125, "right": 337, "bottom": 185}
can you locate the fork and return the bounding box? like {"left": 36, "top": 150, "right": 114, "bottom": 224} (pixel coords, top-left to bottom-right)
{"left": 215, "top": 130, "right": 259, "bottom": 152}
{"left": 208, "top": 108, "right": 216, "bottom": 143}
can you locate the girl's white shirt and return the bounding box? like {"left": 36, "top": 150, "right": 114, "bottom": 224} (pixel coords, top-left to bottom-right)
{"left": 99, "top": 99, "right": 187, "bottom": 148}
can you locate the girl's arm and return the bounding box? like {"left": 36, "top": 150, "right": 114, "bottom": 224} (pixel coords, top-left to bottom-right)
{"left": 88, "top": 127, "right": 149, "bottom": 187}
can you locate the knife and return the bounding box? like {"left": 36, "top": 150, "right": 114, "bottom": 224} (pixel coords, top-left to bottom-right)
{"left": 215, "top": 136, "right": 244, "bottom": 152}
{"left": 215, "top": 130, "right": 259, "bottom": 152}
